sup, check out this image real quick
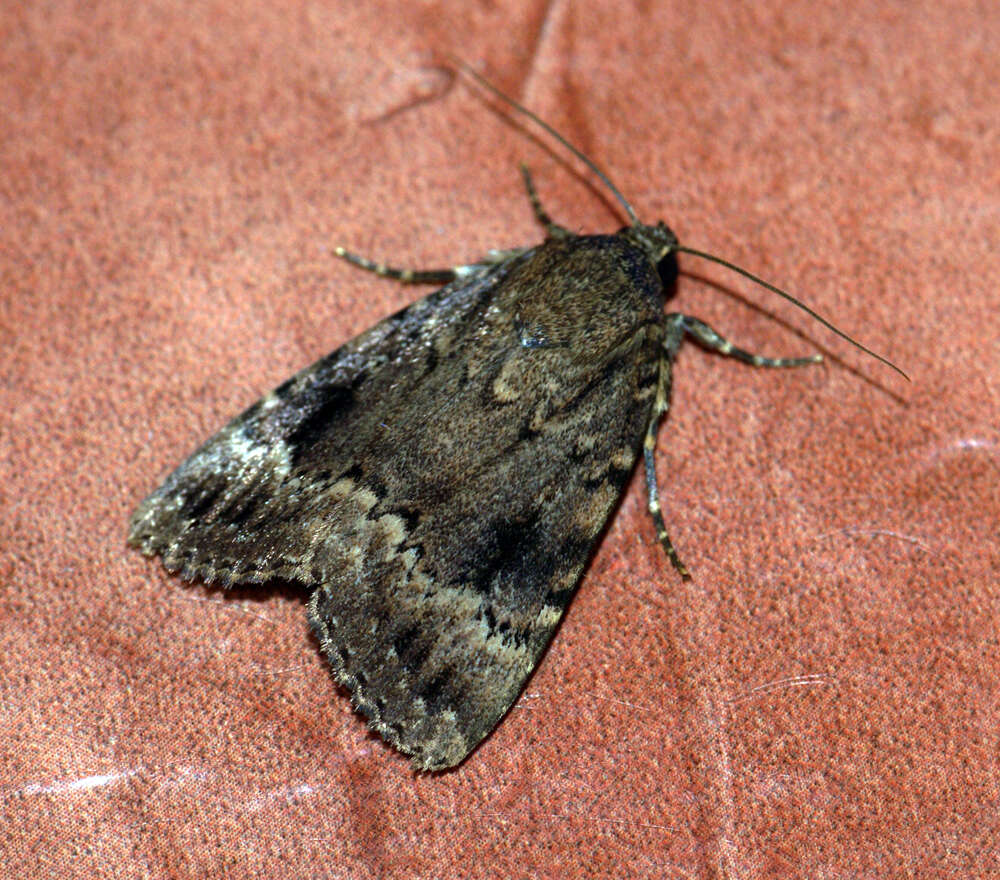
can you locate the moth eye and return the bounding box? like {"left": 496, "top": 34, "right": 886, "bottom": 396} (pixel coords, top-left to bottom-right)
{"left": 657, "top": 252, "right": 679, "bottom": 290}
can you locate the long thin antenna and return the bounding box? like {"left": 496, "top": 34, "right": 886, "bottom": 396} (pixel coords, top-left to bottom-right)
{"left": 454, "top": 60, "right": 640, "bottom": 225}
{"left": 453, "top": 60, "right": 907, "bottom": 380}
{"left": 677, "top": 246, "right": 909, "bottom": 380}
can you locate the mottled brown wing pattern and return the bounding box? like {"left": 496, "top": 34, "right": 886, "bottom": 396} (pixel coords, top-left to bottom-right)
{"left": 306, "top": 312, "right": 664, "bottom": 769}
{"left": 130, "top": 233, "right": 668, "bottom": 770}
{"left": 128, "top": 256, "right": 522, "bottom": 583}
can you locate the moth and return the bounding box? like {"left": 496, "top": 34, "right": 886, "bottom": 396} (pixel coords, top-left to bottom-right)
{"left": 128, "top": 68, "right": 902, "bottom": 770}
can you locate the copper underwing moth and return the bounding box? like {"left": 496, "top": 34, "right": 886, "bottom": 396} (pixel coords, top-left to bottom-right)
{"left": 128, "top": 66, "right": 904, "bottom": 770}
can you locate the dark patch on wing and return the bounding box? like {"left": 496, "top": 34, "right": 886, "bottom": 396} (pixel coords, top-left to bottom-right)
{"left": 286, "top": 385, "right": 355, "bottom": 455}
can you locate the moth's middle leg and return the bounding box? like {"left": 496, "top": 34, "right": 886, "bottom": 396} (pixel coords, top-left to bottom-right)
{"left": 645, "top": 313, "right": 822, "bottom": 578}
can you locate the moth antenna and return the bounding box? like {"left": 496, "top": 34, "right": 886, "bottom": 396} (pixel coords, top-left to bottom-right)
{"left": 454, "top": 60, "right": 640, "bottom": 225}
{"left": 676, "top": 246, "right": 909, "bottom": 380}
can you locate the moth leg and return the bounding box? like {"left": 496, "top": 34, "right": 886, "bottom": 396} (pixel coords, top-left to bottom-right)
{"left": 644, "top": 339, "right": 692, "bottom": 579}
{"left": 333, "top": 245, "right": 531, "bottom": 284}
{"left": 335, "top": 166, "right": 569, "bottom": 283}
{"left": 646, "top": 313, "right": 821, "bottom": 578}
{"left": 642, "top": 312, "right": 823, "bottom": 580}
{"left": 671, "top": 314, "right": 822, "bottom": 368}
{"left": 519, "top": 164, "right": 572, "bottom": 240}
{"left": 333, "top": 248, "right": 460, "bottom": 284}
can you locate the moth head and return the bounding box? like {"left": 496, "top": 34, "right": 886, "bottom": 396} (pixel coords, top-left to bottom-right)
{"left": 621, "top": 221, "right": 680, "bottom": 292}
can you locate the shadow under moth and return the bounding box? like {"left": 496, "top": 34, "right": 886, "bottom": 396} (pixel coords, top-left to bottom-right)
{"left": 128, "top": 68, "right": 903, "bottom": 771}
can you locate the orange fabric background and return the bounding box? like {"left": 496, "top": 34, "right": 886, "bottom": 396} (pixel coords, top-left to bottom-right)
{"left": 3, "top": 1, "right": 998, "bottom": 877}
